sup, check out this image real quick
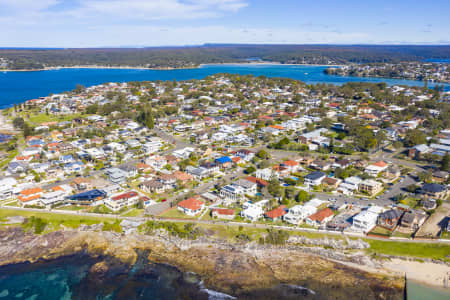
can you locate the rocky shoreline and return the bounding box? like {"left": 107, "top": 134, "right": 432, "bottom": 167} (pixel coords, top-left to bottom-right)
{"left": 0, "top": 226, "right": 404, "bottom": 299}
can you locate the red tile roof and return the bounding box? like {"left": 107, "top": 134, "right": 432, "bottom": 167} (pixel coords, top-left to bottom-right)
{"left": 245, "top": 176, "right": 268, "bottom": 187}
{"left": 283, "top": 160, "right": 299, "bottom": 166}
{"left": 178, "top": 198, "right": 204, "bottom": 211}
{"left": 372, "top": 161, "right": 388, "bottom": 168}
{"left": 308, "top": 208, "right": 333, "bottom": 222}
{"left": 212, "top": 208, "right": 235, "bottom": 216}
{"left": 269, "top": 125, "right": 285, "bottom": 130}
{"left": 111, "top": 191, "right": 138, "bottom": 201}
{"left": 265, "top": 205, "right": 287, "bottom": 219}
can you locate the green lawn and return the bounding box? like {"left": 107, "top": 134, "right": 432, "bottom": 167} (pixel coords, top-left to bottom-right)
{"left": 392, "top": 231, "right": 413, "bottom": 238}
{"left": 365, "top": 239, "right": 450, "bottom": 261}
{"left": 399, "top": 197, "right": 420, "bottom": 208}
{"left": 0, "top": 208, "right": 107, "bottom": 231}
{"left": 56, "top": 205, "right": 86, "bottom": 211}
{"left": 441, "top": 231, "right": 450, "bottom": 239}
{"left": 0, "top": 149, "right": 18, "bottom": 169}
{"left": 159, "top": 207, "right": 198, "bottom": 219}
{"left": 23, "top": 113, "right": 77, "bottom": 125}
{"left": 121, "top": 208, "right": 144, "bottom": 217}
{"left": 369, "top": 226, "right": 392, "bottom": 237}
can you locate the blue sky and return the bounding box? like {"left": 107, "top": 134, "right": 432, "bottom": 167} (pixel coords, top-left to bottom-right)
{"left": 0, "top": 0, "right": 449, "bottom": 47}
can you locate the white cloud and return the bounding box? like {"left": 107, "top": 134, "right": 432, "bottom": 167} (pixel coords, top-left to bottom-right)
{"left": 0, "top": 0, "right": 248, "bottom": 20}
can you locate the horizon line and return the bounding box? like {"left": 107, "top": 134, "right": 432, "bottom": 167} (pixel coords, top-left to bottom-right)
{"left": 1, "top": 43, "right": 450, "bottom": 50}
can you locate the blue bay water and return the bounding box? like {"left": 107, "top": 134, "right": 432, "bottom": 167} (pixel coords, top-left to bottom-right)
{"left": 0, "top": 64, "right": 449, "bottom": 108}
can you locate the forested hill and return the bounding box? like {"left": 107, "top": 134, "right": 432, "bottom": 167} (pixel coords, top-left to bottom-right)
{"left": 0, "top": 44, "right": 449, "bottom": 70}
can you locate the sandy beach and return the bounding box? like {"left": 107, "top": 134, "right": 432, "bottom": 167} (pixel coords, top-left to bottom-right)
{"left": 382, "top": 259, "right": 450, "bottom": 288}
{"left": 331, "top": 257, "right": 449, "bottom": 288}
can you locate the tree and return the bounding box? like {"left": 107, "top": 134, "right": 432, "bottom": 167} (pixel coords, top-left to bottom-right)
{"left": 440, "top": 153, "right": 449, "bottom": 171}
{"left": 418, "top": 171, "right": 432, "bottom": 183}
{"left": 296, "top": 190, "right": 310, "bottom": 203}
{"left": 22, "top": 122, "right": 34, "bottom": 137}
{"left": 403, "top": 129, "right": 427, "bottom": 147}
{"left": 256, "top": 149, "right": 270, "bottom": 159}
{"left": 245, "top": 166, "right": 256, "bottom": 174}
{"left": 12, "top": 117, "right": 25, "bottom": 129}
{"left": 334, "top": 167, "right": 349, "bottom": 179}
{"left": 284, "top": 186, "right": 297, "bottom": 200}
{"left": 268, "top": 177, "right": 283, "bottom": 198}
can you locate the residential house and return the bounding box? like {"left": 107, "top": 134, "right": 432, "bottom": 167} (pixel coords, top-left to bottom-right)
{"left": 71, "top": 177, "right": 92, "bottom": 191}
{"left": 211, "top": 208, "right": 235, "bottom": 220}
{"left": 264, "top": 205, "right": 287, "bottom": 221}
{"left": 310, "top": 160, "right": 331, "bottom": 171}
{"left": 304, "top": 171, "right": 326, "bottom": 187}
{"left": 105, "top": 191, "right": 140, "bottom": 212}
{"left": 352, "top": 206, "right": 383, "bottom": 233}
{"left": 256, "top": 168, "right": 277, "bottom": 181}
{"left": 177, "top": 198, "right": 205, "bottom": 216}
{"left": 322, "top": 177, "right": 341, "bottom": 189}
{"left": 173, "top": 170, "right": 193, "bottom": 184}
{"left": 245, "top": 176, "right": 268, "bottom": 188}
{"left": 215, "top": 156, "right": 233, "bottom": 169}
{"left": 0, "top": 177, "right": 17, "bottom": 200}
{"left": 400, "top": 209, "right": 427, "bottom": 230}
{"left": 66, "top": 189, "right": 107, "bottom": 206}
{"left": 421, "top": 198, "right": 437, "bottom": 210}
{"left": 7, "top": 162, "right": 28, "bottom": 174}
{"left": 241, "top": 204, "right": 264, "bottom": 222}
{"left": 40, "top": 190, "right": 65, "bottom": 208}
{"left": 282, "top": 160, "right": 302, "bottom": 173}
{"left": 359, "top": 179, "right": 383, "bottom": 196}
{"left": 305, "top": 208, "right": 334, "bottom": 227}
{"left": 140, "top": 180, "right": 171, "bottom": 194}
{"left": 420, "top": 183, "right": 448, "bottom": 199}
{"left": 377, "top": 209, "right": 403, "bottom": 230}
{"left": 106, "top": 168, "right": 128, "bottom": 184}
{"left": 365, "top": 161, "right": 388, "bottom": 176}
{"left": 338, "top": 176, "right": 362, "bottom": 195}
{"left": 235, "top": 149, "right": 255, "bottom": 161}
{"left": 186, "top": 166, "right": 209, "bottom": 179}
{"left": 432, "top": 171, "right": 448, "bottom": 183}
{"left": 283, "top": 205, "right": 317, "bottom": 225}
{"left": 18, "top": 187, "right": 43, "bottom": 206}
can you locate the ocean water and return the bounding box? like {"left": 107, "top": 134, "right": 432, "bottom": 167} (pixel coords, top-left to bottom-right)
{"left": 0, "top": 255, "right": 214, "bottom": 300}
{"left": 0, "top": 64, "right": 449, "bottom": 108}
{"left": 407, "top": 280, "right": 450, "bottom": 300}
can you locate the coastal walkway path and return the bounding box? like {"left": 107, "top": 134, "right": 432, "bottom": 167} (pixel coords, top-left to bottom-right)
{"left": 1, "top": 206, "right": 450, "bottom": 245}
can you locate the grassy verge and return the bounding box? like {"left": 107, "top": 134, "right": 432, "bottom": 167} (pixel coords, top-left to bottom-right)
{"left": 0, "top": 208, "right": 106, "bottom": 231}
{"left": 121, "top": 208, "right": 144, "bottom": 217}
{"left": 365, "top": 239, "right": 450, "bottom": 261}
{"left": 159, "top": 207, "right": 198, "bottom": 219}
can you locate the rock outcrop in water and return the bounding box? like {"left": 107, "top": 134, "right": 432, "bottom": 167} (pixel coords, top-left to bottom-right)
{"left": 0, "top": 226, "right": 403, "bottom": 300}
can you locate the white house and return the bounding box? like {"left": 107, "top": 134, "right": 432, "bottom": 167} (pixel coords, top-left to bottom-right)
{"left": 104, "top": 191, "right": 140, "bottom": 212}
{"left": 352, "top": 206, "right": 383, "bottom": 233}
{"left": 241, "top": 205, "right": 264, "bottom": 222}
{"left": 338, "top": 176, "right": 362, "bottom": 195}
{"left": 108, "top": 142, "right": 126, "bottom": 153}
{"left": 365, "top": 161, "right": 388, "bottom": 177}
{"left": 256, "top": 168, "right": 278, "bottom": 181}
{"left": 283, "top": 205, "right": 317, "bottom": 225}
{"left": 40, "top": 190, "right": 65, "bottom": 208}
{"left": 304, "top": 171, "right": 326, "bottom": 187}
{"left": 0, "top": 177, "right": 17, "bottom": 200}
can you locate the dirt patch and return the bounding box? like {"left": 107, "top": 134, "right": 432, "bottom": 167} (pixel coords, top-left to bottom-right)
{"left": 416, "top": 203, "right": 450, "bottom": 238}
